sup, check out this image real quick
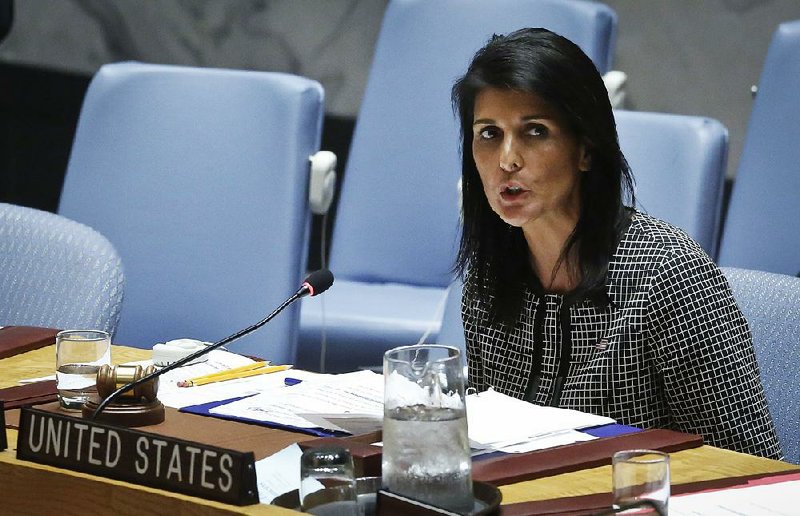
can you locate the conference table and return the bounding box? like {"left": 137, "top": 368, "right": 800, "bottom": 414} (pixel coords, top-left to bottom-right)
{"left": 1, "top": 344, "right": 798, "bottom": 515}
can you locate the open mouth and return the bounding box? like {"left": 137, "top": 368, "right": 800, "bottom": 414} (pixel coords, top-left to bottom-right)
{"left": 500, "top": 185, "right": 526, "bottom": 200}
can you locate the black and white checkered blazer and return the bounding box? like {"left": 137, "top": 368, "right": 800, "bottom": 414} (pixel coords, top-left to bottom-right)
{"left": 463, "top": 211, "right": 782, "bottom": 459}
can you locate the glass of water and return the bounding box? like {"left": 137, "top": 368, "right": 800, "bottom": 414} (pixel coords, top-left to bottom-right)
{"left": 55, "top": 329, "right": 111, "bottom": 410}
{"left": 300, "top": 446, "right": 359, "bottom": 515}
{"left": 382, "top": 345, "right": 473, "bottom": 514}
{"left": 612, "top": 449, "right": 670, "bottom": 515}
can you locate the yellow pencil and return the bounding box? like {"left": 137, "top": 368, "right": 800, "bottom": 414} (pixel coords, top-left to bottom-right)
{"left": 180, "top": 360, "right": 270, "bottom": 384}
{"left": 178, "top": 364, "right": 292, "bottom": 387}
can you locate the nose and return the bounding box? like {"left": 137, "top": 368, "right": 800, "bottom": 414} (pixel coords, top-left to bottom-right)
{"left": 499, "top": 136, "right": 522, "bottom": 173}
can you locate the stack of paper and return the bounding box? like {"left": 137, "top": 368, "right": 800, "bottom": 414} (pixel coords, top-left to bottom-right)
{"left": 210, "top": 369, "right": 385, "bottom": 435}
{"left": 466, "top": 388, "right": 615, "bottom": 453}
{"left": 150, "top": 350, "right": 320, "bottom": 409}
{"left": 151, "top": 351, "right": 617, "bottom": 450}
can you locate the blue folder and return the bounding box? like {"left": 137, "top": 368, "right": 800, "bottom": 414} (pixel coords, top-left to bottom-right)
{"left": 179, "top": 395, "right": 347, "bottom": 438}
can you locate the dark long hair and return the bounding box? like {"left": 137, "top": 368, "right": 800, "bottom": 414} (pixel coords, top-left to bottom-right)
{"left": 452, "top": 28, "right": 635, "bottom": 324}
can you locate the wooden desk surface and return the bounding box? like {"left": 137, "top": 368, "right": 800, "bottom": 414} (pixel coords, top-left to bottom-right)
{"left": 2, "top": 345, "right": 798, "bottom": 515}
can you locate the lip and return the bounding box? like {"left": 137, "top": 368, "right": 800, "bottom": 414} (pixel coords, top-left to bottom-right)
{"left": 498, "top": 181, "right": 529, "bottom": 203}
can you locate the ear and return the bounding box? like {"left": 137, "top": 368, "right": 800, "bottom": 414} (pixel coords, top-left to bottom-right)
{"left": 578, "top": 143, "right": 592, "bottom": 172}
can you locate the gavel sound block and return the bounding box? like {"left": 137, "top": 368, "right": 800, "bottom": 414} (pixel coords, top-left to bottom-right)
{"left": 81, "top": 364, "right": 166, "bottom": 427}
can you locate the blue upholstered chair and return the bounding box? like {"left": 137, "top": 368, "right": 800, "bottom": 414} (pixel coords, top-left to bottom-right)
{"left": 298, "top": 0, "right": 618, "bottom": 372}
{"left": 435, "top": 280, "right": 469, "bottom": 382}
{"left": 615, "top": 110, "right": 728, "bottom": 258}
{"left": 722, "top": 267, "right": 800, "bottom": 464}
{"left": 436, "top": 281, "right": 466, "bottom": 356}
{"left": 59, "top": 63, "right": 324, "bottom": 363}
{"left": 0, "top": 203, "right": 124, "bottom": 336}
{"left": 718, "top": 20, "right": 800, "bottom": 275}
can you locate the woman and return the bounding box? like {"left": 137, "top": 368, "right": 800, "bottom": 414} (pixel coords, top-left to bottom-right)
{"left": 452, "top": 28, "right": 781, "bottom": 459}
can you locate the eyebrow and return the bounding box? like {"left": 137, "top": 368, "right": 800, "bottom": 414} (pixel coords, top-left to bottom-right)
{"left": 472, "top": 115, "right": 553, "bottom": 126}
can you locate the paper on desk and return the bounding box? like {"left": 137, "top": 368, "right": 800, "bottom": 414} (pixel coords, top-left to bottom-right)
{"left": 211, "top": 370, "right": 384, "bottom": 431}
{"left": 491, "top": 429, "right": 597, "bottom": 453}
{"left": 466, "top": 388, "right": 614, "bottom": 450}
{"left": 157, "top": 349, "right": 256, "bottom": 385}
{"left": 298, "top": 413, "right": 383, "bottom": 435}
{"left": 671, "top": 479, "right": 800, "bottom": 515}
{"left": 159, "top": 368, "right": 321, "bottom": 409}
{"left": 150, "top": 351, "right": 253, "bottom": 407}
{"left": 146, "top": 350, "right": 319, "bottom": 408}
{"left": 255, "top": 443, "right": 304, "bottom": 504}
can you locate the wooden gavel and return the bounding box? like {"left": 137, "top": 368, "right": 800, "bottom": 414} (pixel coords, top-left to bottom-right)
{"left": 95, "top": 364, "right": 160, "bottom": 402}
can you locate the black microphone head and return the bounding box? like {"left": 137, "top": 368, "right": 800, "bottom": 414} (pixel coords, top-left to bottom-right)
{"left": 303, "top": 269, "right": 334, "bottom": 297}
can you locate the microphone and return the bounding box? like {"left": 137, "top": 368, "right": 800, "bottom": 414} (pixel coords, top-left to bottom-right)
{"left": 90, "top": 269, "right": 334, "bottom": 421}
{"left": 298, "top": 268, "right": 334, "bottom": 298}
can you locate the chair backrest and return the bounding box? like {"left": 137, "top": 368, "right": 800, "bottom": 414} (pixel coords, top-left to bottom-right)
{"left": 721, "top": 267, "right": 800, "bottom": 464}
{"left": 0, "top": 203, "right": 124, "bottom": 335}
{"left": 329, "top": 0, "right": 617, "bottom": 288}
{"left": 436, "top": 281, "right": 466, "bottom": 357}
{"left": 59, "top": 62, "right": 324, "bottom": 363}
{"left": 615, "top": 110, "right": 728, "bottom": 258}
{"left": 718, "top": 20, "right": 800, "bottom": 274}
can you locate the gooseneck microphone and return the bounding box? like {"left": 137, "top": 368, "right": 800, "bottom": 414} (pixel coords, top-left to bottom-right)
{"left": 90, "top": 269, "right": 334, "bottom": 420}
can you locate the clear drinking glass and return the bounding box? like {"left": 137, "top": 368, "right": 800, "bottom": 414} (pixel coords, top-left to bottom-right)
{"left": 300, "top": 446, "right": 359, "bottom": 515}
{"left": 382, "top": 344, "right": 473, "bottom": 514}
{"left": 612, "top": 449, "right": 670, "bottom": 515}
{"left": 55, "top": 329, "right": 111, "bottom": 410}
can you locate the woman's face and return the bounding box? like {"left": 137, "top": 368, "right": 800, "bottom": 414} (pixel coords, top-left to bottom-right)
{"left": 471, "top": 88, "right": 590, "bottom": 230}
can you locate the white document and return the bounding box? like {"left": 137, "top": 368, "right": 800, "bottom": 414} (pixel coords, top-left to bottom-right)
{"left": 670, "top": 479, "right": 800, "bottom": 515}
{"left": 466, "top": 388, "right": 615, "bottom": 451}
{"left": 210, "top": 370, "right": 384, "bottom": 431}
{"left": 150, "top": 350, "right": 308, "bottom": 408}
{"left": 158, "top": 368, "right": 322, "bottom": 409}
{"left": 491, "top": 429, "right": 597, "bottom": 453}
{"left": 255, "top": 443, "right": 304, "bottom": 504}
{"left": 157, "top": 349, "right": 257, "bottom": 388}
{"left": 209, "top": 370, "right": 613, "bottom": 451}
{"left": 298, "top": 413, "right": 383, "bottom": 435}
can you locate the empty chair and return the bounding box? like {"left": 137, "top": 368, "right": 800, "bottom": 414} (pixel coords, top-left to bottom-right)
{"left": 0, "top": 202, "right": 124, "bottom": 335}
{"left": 615, "top": 110, "right": 728, "bottom": 258}
{"left": 722, "top": 267, "right": 800, "bottom": 464}
{"left": 718, "top": 20, "right": 800, "bottom": 274}
{"left": 59, "top": 63, "right": 324, "bottom": 363}
{"left": 298, "top": 0, "right": 619, "bottom": 373}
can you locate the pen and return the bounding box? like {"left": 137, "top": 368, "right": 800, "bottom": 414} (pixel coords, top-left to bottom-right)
{"left": 177, "top": 360, "right": 270, "bottom": 384}
{"left": 178, "top": 364, "right": 291, "bottom": 387}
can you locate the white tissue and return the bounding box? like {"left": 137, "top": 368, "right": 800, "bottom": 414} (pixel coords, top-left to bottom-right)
{"left": 152, "top": 338, "right": 210, "bottom": 367}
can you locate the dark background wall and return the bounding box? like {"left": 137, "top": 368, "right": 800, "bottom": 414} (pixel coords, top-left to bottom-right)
{"left": 2, "top": 0, "right": 800, "bottom": 267}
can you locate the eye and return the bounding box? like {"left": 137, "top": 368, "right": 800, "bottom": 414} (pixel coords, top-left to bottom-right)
{"left": 525, "top": 123, "right": 548, "bottom": 137}
{"left": 475, "top": 126, "right": 499, "bottom": 140}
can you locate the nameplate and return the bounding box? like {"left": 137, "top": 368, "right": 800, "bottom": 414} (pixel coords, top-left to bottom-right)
{"left": 16, "top": 407, "right": 258, "bottom": 505}
{"left": 1, "top": 401, "right": 6, "bottom": 451}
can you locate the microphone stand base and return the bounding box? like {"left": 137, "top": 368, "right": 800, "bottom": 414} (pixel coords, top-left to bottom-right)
{"left": 82, "top": 396, "right": 166, "bottom": 427}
